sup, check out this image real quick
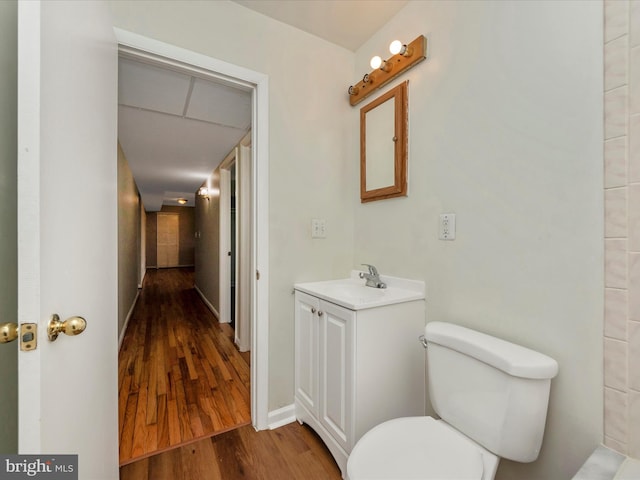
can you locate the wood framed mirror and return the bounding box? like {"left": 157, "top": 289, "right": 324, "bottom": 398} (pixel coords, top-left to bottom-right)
{"left": 360, "top": 81, "right": 408, "bottom": 203}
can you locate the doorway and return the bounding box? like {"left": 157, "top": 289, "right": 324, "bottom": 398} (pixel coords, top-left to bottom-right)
{"left": 218, "top": 135, "right": 251, "bottom": 352}
{"left": 115, "top": 28, "right": 270, "bottom": 438}
{"left": 156, "top": 213, "right": 179, "bottom": 268}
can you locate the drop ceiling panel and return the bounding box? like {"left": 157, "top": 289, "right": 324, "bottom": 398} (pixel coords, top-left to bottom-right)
{"left": 119, "top": 58, "right": 192, "bottom": 116}
{"left": 186, "top": 79, "right": 252, "bottom": 129}
{"left": 118, "top": 106, "right": 247, "bottom": 211}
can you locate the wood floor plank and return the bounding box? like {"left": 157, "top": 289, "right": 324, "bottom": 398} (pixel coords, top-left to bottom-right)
{"left": 120, "top": 394, "right": 138, "bottom": 459}
{"left": 118, "top": 268, "right": 251, "bottom": 464}
{"left": 118, "top": 375, "right": 132, "bottom": 433}
{"left": 182, "top": 438, "right": 223, "bottom": 480}
{"left": 156, "top": 394, "right": 170, "bottom": 450}
{"left": 121, "top": 422, "right": 342, "bottom": 480}
{"left": 131, "top": 384, "right": 148, "bottom": 458}
{"left": 167, "top": 399, "right": 181, "bottom": 447}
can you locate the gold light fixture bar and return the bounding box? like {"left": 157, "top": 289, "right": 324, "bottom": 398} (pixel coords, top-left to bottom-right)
{"left": 349, "top": 35, "right": 427, "bottom": 106}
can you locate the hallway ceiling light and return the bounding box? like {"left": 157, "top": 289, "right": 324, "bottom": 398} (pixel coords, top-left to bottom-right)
{"left": 177, "top": 198, "right": 188, "bottom": 205}
{"left": 198, "top": 187, "right": 210, "bottom": 200}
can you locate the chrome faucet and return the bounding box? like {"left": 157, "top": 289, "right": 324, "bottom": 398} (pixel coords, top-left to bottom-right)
{"left": 359, "top": 264, "right": 387, "bottom": 289}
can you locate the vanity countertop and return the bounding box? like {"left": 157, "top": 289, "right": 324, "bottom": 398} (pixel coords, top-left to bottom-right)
{"left": 294, "top": 270, "right": 425, "bottom": 310}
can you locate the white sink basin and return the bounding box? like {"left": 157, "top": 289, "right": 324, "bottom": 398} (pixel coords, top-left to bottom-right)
{"left": 294, "top": 271, "right": 425, "bottom": 310}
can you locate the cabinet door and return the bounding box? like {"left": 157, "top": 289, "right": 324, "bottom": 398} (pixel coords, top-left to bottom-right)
{"left": 319, "top": 300, "right": 354, "bottom": 451}
{"left": 294, "top": 291, "right": 320, "bottom": 415}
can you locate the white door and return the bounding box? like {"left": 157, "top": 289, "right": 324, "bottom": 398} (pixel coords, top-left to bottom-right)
{"left": 18, "top": 1, "right": 119, "bottom": 478}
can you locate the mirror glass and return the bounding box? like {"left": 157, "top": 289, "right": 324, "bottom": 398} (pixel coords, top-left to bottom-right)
{"left": 365, "top": 98, "right": 395, "bottom": 190}
{"left": 360, "top": 81, "right": 408, "bottom": 203}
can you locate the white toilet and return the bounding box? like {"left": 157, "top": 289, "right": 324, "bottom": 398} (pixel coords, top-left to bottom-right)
{"left": 347, "top": 321, "right": 558, "bottom": 480}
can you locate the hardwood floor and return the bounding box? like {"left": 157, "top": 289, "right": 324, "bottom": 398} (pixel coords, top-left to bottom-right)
{"left": 118, "top": 268, "right": 251, "bottom": 465}
{"left": 119, "top": 422, "right": 342, "bottom": 480}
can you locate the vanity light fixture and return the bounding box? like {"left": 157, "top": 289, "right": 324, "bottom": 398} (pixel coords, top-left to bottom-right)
{"left": 177, "top": 198, "right": 187, "bottom": 205}
{"left": 370, "top": 55, "right": 393, "bottom": 73}
{"left": 349, "top": 74, "right": 371, "bottom": 96}
{"left": 348, "top": 35, "right": 427, "bottom": 106}
{"left": 389, "top": 40, "right": 412, "bottom": 57}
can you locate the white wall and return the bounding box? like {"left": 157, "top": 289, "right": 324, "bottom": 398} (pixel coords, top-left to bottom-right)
{"left": 0, "top": 0, "right": 17, "bottom": 454}
{"left": 109, "top": 3, "right": 604, "bottom": 477}
{"left": 352, "top": 2, "right": 603, "bottom": 479}
{"left": 108, "top": 0, "right": 357, "bottom": 409}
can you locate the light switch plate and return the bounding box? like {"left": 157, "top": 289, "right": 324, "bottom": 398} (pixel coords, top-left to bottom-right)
{"left": 439, "top": 213, "right": 456, "bottom": 240}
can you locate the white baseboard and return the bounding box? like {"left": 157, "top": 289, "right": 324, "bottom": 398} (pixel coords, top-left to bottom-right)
{"left": 146, "top": 264, "right": 195, "bottom": 270}
{"left": 267, "top": 404, "right": 296, "bottom": 430}
{"left": 119, "top": 290, "right": 140, "bottom": 351}
{"left": 138, "top": 268, "right": 146, "bottom": 289}
{"left": 194, "top": 284, "right": 220, "bottom": 319}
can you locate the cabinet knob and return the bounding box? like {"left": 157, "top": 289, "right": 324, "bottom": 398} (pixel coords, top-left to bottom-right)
{"left": 311, "top": 308, "right": 316, "bottom": 314}
{"left": 318, "top": 311, "right": 324, "bottom": 317}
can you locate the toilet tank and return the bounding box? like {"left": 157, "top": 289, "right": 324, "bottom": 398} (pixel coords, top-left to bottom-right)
{"left": 424, "top": 322, "right": 558, "bottom": 463}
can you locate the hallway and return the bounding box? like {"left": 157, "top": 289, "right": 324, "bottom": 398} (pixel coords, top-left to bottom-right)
{"left": 118, "top": 268, "right": 251, "bottom": 464}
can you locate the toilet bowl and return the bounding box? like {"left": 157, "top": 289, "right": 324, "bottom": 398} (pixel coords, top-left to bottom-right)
{"left": 347, "top": 416, "right": 499, "bottom": 480}
{"left": 347, "top": 322, "right": 558, "bottom": 480}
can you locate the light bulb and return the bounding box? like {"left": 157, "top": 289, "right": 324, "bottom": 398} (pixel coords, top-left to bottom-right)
{"left": 389, "top": 40, "right": 403, "bottom": 55}
{"left": 370, "top": 56, "right": 382, "bottom": 70}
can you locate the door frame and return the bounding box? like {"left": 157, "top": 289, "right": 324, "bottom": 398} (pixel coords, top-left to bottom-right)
{"left": 219, "top": 134, "right": 252, "bottom": 351}
{"left": 219, "top": 147, "right": 237, "bottom": 326}
{"left": 115, "top": 28, "right": 270, "bottom": 430}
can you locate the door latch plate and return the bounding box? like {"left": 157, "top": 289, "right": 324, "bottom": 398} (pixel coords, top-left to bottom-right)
{"left": 20, "top": 323, "right": 37, "bottom": 351}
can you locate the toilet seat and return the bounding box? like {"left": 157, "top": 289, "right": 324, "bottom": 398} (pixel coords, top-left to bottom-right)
{"left": 347, "top": 416, "right": 485, "bottom": 480}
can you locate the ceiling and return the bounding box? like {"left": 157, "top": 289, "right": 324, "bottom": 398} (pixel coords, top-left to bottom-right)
{"left": 232, "top": 0, "right": 408, "bottom": 51}
{"left": 118, "top": 58, "right": 251, "bottom": 211}
{"left": 119, "top": 1, "right": 408, "bottom": 212}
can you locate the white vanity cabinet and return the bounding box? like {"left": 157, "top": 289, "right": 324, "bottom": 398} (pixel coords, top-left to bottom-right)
{"left": 294, "top": 273, "right": 426, "bottom": 478}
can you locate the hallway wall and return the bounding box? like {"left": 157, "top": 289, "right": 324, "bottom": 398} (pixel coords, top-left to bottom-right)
{"left": 194, "top": 168, "right": 221, "bottom": 317}
{"left": 117, "top": 143, "right": 141, "bottom": 340}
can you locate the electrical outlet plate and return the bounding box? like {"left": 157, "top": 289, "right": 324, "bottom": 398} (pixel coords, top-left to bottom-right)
{"left": 439, "top": 213, "right": 456, "bottom": 240}
{"left": 311, "top": 219, "right": 327, "bottom": 238}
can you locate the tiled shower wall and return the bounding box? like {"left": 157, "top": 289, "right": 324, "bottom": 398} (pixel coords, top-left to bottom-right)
{"left": 604, "top": 0, "right": 640, "bottom": 458}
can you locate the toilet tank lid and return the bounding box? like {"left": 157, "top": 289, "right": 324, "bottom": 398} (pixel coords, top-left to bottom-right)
{"left": 425, "top": 322, "right": 559, "bottom": 380}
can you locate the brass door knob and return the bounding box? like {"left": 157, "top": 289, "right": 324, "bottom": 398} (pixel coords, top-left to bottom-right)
{"left": 0, "top": 323, "right": 18, "bottom": 344}
{"left": 48, "top": 314, "right": 86, "bottom": 342}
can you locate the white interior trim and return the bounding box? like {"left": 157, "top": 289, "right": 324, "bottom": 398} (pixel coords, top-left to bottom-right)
{"left": 267, "top": 404, "right": 296, "bottom": 430}
{"left": 114, "top": 28, "right": 270, "bottom": 430}
{"left": 236, "top": 143, "right": 252, "bottom": 352}
{"left": 17, "top": 0, "right": 42, "bottom": 452}
{"left": 218, "top": 147, "right": 236, "bottom": 325}
{"left": 118, "top": 290, "right": 140, "bottom": 350}
{"left": 194, "top": 284, "right": 220, "bottom": 319}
